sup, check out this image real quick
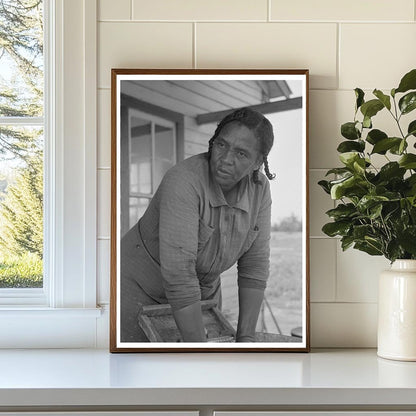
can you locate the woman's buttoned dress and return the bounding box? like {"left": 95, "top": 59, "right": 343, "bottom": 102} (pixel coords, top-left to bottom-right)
{"left": 120, "top": 153, "right": 271, "bottom": 342}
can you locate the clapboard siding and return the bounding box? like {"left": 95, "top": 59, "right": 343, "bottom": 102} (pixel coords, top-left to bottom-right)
{"left": 221, "top": 81, "right": 264, "bottom": 102}
{"left": 185, "top": 141, "right": 208, "bottom": 157}
{"left": 186, "top": 115, "right": 217, "bottom": 135}
{"left": 172, "top": 81, "right": 248, "bottom": 110}
{"left": 120, "top": 79, "right": 268, "bottom": 159}
{"left": 188, "top": 81, "right": 262, "bottom": 106}
{"left": 121, "top": 81, "right": 203, "bottom": 115}
{"left": 185, "top": 129, "right": 211, "bottom": 147}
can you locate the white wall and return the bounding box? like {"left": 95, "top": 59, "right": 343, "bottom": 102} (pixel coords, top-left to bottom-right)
{"left": 96, "top": 0, "right": 416, "bottom": 348}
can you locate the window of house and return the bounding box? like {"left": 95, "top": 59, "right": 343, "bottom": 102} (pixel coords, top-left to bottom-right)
{"left": 119, "top": 93, "right": 185, "bottom": 238}
{"left": 0, "top": 0, "right": 97, "bottom": 320}
{"left": 0, "top": 0, "right": 45, "bottom": 293}
{"left": 124, "top": 109, "right": 176, "bottom": 236}
{"left": 0, "top": 0, "right": 99, "bottom": 347}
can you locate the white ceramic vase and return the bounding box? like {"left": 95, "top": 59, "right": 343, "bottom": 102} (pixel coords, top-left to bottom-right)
{"left": 378, "top": 259, "right": 416, "bottom": 361}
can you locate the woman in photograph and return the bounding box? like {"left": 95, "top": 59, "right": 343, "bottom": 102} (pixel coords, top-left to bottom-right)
{"left": 121, "top": 107, "right": 275, "bottom": 343}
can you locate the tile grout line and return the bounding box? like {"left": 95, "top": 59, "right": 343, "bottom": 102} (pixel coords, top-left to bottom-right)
{"left": 334, "top": 228, "right": 339, "bottom": 303}
{"left": 193, "top": 22, "right": 197, "bottom": 69}
{"left": 268, "top": 0, "right": 271, "bottom": 22}
{"left": 98, "top": 19, "right": 415, "bottom": 24}
{"left": 336, "top": 22, "right": 340, "bottom": 90}
{"left": 130, "top": 0, "right": 133, "bottom": 20}
{"left": 311, "top": 301, "right": 378, "bottom": 305}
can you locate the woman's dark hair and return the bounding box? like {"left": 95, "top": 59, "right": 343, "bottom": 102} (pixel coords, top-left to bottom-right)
{"left": 208, "top": 107, "right": 276, "bottom": 183}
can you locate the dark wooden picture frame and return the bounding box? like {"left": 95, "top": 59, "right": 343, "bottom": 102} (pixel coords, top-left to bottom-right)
{"left": 110, "top": 69, "right": 310, "bottom": 352}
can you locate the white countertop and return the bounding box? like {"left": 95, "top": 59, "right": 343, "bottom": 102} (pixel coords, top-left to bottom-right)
{"left": 0, "top": 348, "right": 416, "bottom": 408}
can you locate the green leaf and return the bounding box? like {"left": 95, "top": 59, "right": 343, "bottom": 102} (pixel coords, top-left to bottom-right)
{"left": 330, "top": 176, "right": 358, "bottom": 199}
{"left": 371, "top": 137, "right": 402, "bottom": 155}
{"left": 337, "top": 140, "right": 365, "bottom": 153}
{"left": 352, "top": 224, "right": 373, "bottom": 240}
{"left": 354, "top": 241, "right": 383, "bottom": 256}
{"left": 399, "top": 92, "right": 416, "bottom": 115}
{"left": 399, "top": 154, "right": 416, "bottom": 169}
{"left": 406, "top": 174, "right": 416, "bottom": 187}
{"left": 407, "top": 120, "right": 416, "bottom": 137}
{"left": 386, "top": 240, "right": 403, "bottom": 263}
{"left": 318, "top": 180, "right": 331, "bottom": 194}
{"left": 365, "top": 236, "right": 384, "bottom": 252}
{"left": 398, "top": 227, "right": 416, "bottom": 255}
{"left": 366, "top": 129, "right": 387, "bottom": 145}
{"left": 339, "top": 152, "right": 360, "bottom": 167}
{"left": 363, "top": 116, "right": 372, "bottom": 129}
{"left": 360, "top": 99, "right": 384, "bottom": 119}
{"left": 353, "top": 158, "right": 366, "bottom": 174}
{"left": 395, "top": 69, "right": 416, "bottom": 94}
{"left": 341, "top": 235, "right": 355, "bottom": 251}
{"left": 325, "top": 167, "right": 352, "bottom": 176}
{"left": 369, "top": 203, "right": 383, "bottom": 220}
{"left": 355, "top": 88, "right": 365, "bottom": 110}
{"left": 377, "top": 162, "right": 406, "bottom": 181}
{"left": 326, "top": 203, "right": 357, "bottom": 220}
{"left": 389, "top": 139, "right": 408, "bottom": 155}
{"left": 322, "top": 221, "right": 351, "bottom": 237}
{"left": 389, "top": 139, "right": 407, "bottom": 155}
{"left": 405, "top": 175, "right": 416, "bottom": 197}
{"left": 341, "top": 122, "right": 361, "bottom": 140}
{"left": 357, "top": 195, "right": 389, "bottom": 212}
{"left": 373, "top": 89, "right": 391, "bottom": 110}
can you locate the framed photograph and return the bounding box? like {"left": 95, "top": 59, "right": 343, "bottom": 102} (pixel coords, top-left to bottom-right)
{"left": 110, "top": 69, "right": 310, "bottom": 352}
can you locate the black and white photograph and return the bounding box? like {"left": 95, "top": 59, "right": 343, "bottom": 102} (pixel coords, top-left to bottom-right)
{"left": 110, "top": 69, "right": 309, "bottom": 352}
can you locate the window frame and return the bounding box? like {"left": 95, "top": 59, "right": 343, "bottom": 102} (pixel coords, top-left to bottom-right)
{"left": 126, "top": 107, "right": 177, "bottom": 233}
{"left": 0, "top": 0, "right": 100, "bottom": 348}
{"left": 119, "top": 93, "right": 185, "bottom": 237}
{"left": 0, "top": 1, "right": 47, "bottom": 304}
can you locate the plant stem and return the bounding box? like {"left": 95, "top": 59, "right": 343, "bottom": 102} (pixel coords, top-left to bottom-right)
{"left": 391, "top": 96, "right": 406, "bottom": 139}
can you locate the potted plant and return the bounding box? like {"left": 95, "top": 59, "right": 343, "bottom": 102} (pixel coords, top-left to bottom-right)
{"left": 319, "top": 68, "right": 416, "bottom": 361}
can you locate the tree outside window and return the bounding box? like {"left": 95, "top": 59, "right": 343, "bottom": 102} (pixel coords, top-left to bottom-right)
{"left": 0, "top": 0, "right": 44, "bottom": 288}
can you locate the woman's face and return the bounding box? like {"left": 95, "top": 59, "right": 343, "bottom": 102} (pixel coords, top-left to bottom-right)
{"left": 210, "top": 121, "right": 262, "bottom": 193}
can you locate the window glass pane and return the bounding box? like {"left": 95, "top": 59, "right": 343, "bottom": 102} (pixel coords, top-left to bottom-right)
{"left": 129, "top": 197, "right": 149, "bottom": 229}
{"left": 154, "top": 124, "right": 175, "bottom": 190}
{"left": 130, "top": 116, "right": 152, "bottom": 195}
{"left": 0, "top": 0, "right": 44, "bottom": 117}
{"left": 0, "top": 126, "right": 43, "bottom": 288}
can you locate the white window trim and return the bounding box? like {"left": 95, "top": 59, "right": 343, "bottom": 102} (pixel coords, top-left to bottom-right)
{"left": 0, "top": 0, "right": 101, "bottom": 348}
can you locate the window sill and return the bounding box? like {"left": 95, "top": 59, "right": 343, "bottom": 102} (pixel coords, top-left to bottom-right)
{"left": 0, "top": 307, "right": 103, "bottom": 348}
{"left": 0, "top": 306, "right": 102, "bottom": 316}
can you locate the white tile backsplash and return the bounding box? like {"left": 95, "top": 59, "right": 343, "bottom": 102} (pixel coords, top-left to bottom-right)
{"left": 340, "top": 24, "right": 416, "bottom": 90}
{"left": 310, "top": 239, "right": 337, "bottom": 302}
{"left": 96, "top": 1, "right": 416, "bottom": 347}
{"left": 98, "top": 22, "right": 193, "bottom": 88}
{"left": 196, "top": 23, "right": 338, "bottom": 89}
{"left": 311, "top": 303, "right": 378, "bottom": 347}
{"left": 336, "top": 245, "right": 390, "bottom": 303}
{"left": 271, "top": 0, "right": 415, "bottom": 22}
{"left": 132, "top": 0, "right": 268, "bottom": 21}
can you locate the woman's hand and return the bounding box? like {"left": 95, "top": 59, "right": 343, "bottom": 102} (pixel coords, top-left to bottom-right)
{"left": 173, "top": 301, "right": 207, "bottom": 342}
{"left": 236, "top": 287, "right": 264, "bottom": 342}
